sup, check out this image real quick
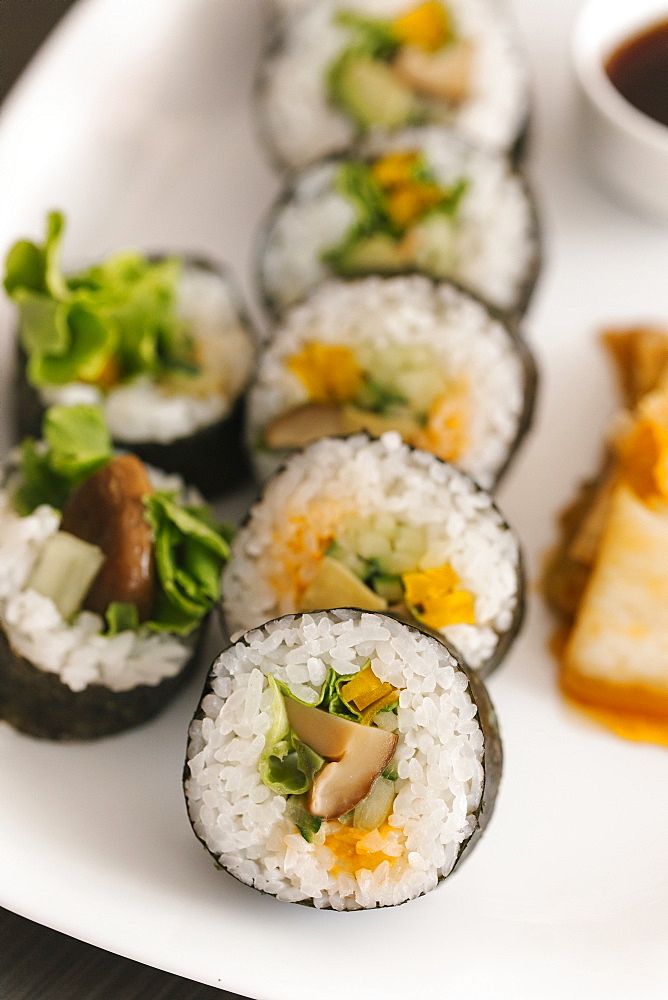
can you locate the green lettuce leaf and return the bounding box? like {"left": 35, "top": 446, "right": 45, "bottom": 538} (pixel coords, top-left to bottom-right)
{"left": 4, "top": 211, "right": 67, "bottom": 299}
{"left": 143, "top": 492, "right": 231, "bottom": 635}
{"left": 318, "top": 665, "right": 362, "bottom": 721}
{"left": 13, "top": 405, "right": 113, "bottom": 515}
{"left": 4, "top": 213, "right": 194, "bottom": 388}
{"left": 334, "top": 10, "right": 399, "bottom": 60}
{"left": 258, "top": 676, "right": 326, "bottom": 797}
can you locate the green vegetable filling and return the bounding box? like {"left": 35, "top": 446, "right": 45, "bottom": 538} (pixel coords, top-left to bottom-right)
{"left": 14, "top": 405, "right": 231, "bottom": 636}
{"left": 4, "top": 211, "right": 197, "bottom": 390}
{"left": 323, "top": 156, "right": 467, "bottom": 277}
{"left": 326, "top": 3, "right": 459, "bottom": 130}
{"left": 13, "top": 405, "right": 114, "bottom": 515}
{"left": 259, "top": 665, "right": 399, "bottom": 841}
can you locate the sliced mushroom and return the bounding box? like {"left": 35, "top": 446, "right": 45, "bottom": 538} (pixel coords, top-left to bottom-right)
{"left": 393, "top": 39, "right": 474, "bottom": 105}
{"left": 341, "top": 405, "right": 422, "bottom": 440}
{"left": 299, "top": 556, "right": 388, "bottom": 613}
{"left": 284, "top": 698, "right": 398, "bottom": 819}
{"left": 60, "top": 454, "right": 155, "bottom": 621}
{"left": 264, "top": 403, "right": 347, "bottom": 450}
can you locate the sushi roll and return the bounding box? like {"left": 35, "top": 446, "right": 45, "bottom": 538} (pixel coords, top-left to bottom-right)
{"left": 256, "top": 0, "right": 530, "bottom": 172}
{"left": 257, "top": 127, "right": 540, "bottom": 322}
{"left": 5, "top": 212, "right": 256, "bottom": 497}
{"left": 0, "top": 405, "right": 232, "bottom": 740}
{"left": 223, "top": 432, "right": 524, "bottom": 675}
{"left": 247, "top": 275, "right": 537, "bottom": 490}
{"left": 184, "top": 608, "right": 502, "bottom": 909}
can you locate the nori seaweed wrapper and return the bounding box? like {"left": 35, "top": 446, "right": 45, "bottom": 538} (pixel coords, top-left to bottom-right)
{"left": 0, "top": 615, "right": 208, "bottom": 741}
{"left": 184, "top": 609, "right": 503, "bottom": 908}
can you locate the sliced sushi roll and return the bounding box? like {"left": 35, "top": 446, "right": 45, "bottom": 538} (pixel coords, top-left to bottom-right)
{"left": 5, "top": 212, "right": 256, "bottom": 497}
{"left": 223, "top": 433, "right": 524, "bottom": 675}
{"left": 256, "top": 0, "right": 530, "bottom": 172}
{"left": 257, "top": 127, "right": 540, "bottom": 322}
{"left": 185, "top": 608, "right": 502, "bottom": 909}
{"left": 248, "top": 275, "right": 537, "bottom": 490}
{"left": 0, "top": 405, "right": 232, "bottom": 740}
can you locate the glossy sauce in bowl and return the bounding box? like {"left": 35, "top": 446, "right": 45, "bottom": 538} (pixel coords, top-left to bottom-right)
{"left": 606, "top": 19, "right": 668, "bottom": 128}
{"left": 573, "top": 0, "right": 668, "bottom": 222}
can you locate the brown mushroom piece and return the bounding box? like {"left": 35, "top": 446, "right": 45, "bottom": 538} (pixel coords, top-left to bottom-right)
{"left": 60, "top": 454, "right": 156, "bottom": 621}
{"left": 264, "top": 403, "right": 347, "bottom": 450}
{"left": 284, "top": 697, "right": 398, "bottom": 819}
{"left": 393, "top": 39, "right": 474, "bottom": 105}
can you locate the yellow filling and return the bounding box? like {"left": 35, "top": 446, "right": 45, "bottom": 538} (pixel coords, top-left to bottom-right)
{"left": 392, "top": 1, "right": 453, "bottom": 52}
{"left": 370, "top": 150, "right": 452, "bottom": 231}
{"left": 340, "top": 663, "right": 399, "bottom": 722}
{"left": 287, "top": 343, "right": 364, "bottom": 404}
{"left": 411, "top": 383, "right": 470, "bottom": 463}
{"left": 325, "top": 823, "right": 406, "bottom": 876}
{"left": 402, "top": 563, "right": 475, "bottom": 630}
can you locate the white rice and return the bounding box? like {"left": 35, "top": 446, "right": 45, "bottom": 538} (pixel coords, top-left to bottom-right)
{"left": 40, "top": 264, "right": 255, "bottom": 444}
{"left": 223, "top": 433, "right": 521, "bottom": 670}
{"left": 0, "top": 470, "right": 195, "bottom": 693}
{"left": 258, "top": 0, "right": 530, "bottom": 170}
{"left": 247, "top": 276, "right": 530, "bottom": 489}
{"left": 259, "top": 126, "right": 538, "bottom": 315}
{"left": 185, "top": 608, "right": 489, "bottom": 909}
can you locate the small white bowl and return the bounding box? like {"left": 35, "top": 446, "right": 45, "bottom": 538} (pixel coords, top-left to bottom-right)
{"left": 573, "top": 0, "right": 668, "bottom": 221}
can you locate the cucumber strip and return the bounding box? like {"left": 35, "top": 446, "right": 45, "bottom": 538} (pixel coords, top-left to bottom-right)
{"left": 26, "top": 530, "right": 105, "bottom": 620}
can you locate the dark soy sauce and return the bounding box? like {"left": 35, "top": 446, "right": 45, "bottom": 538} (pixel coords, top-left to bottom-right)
{"left": 605, "top": 19, "right": 668, "bottom": 128}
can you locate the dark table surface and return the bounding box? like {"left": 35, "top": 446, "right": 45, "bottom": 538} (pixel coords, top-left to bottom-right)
{"left": 0, "top": 3, "right": 243, "bottom": 996}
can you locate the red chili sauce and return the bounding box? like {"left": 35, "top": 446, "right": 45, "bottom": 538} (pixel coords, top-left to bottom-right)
{"left": 605, "top": 19, "right": 668, "bottom": 128}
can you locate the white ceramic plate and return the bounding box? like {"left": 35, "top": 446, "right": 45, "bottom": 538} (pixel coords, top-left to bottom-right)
{"left": 1, "top": 1, "right": 668, "bottom": 997}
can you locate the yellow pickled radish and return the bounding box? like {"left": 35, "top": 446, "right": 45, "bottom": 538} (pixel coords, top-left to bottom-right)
{"left": 402, "top": 563, "right": 475, "bottom": 629}
{"left": 340, "top": 662, "right": 397, "bottom": 711}
{"left": 393, "top": 1, "right": 453, "bottom": 53}
{"left": 371, "top": 150, "right": 421, "bottom": 189}
{"left": 286, "top": 343, "right": 363, "bottom": 404}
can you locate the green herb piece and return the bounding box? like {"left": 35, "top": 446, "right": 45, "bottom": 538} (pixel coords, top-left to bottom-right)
{"left": 143, "top": 492, "right": 231, "bottom": 635}
{"left": 431, "top": 176, "right": 469, "bottom": 219}
{"left": 285, "top": 796, "right": 323, "bottom": 843}
{"left": 335, "top": 161, "right": 394, "bottom": 237}
{"left": 322, "top": 161, "right": 398, "bottom": 274}
{"left": 323, "top": 156, "right": 468, "bottom": 277}
{"left": 382, "top": 765, "right": 399, "bottom": 781}
{"left": 355, "top": 376, "right": 408, "bottom": 415}
{"left": 334, "top": 10, "right": 400, "bottom": 60}
{"left": 105, "top": 602, "right": 140, "bottom": 636}
{"left": 13, "top": 405, "right": 113, "bottom": 515}
{"left": 370, "top": 573, "right": 404, "bottom": 605}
